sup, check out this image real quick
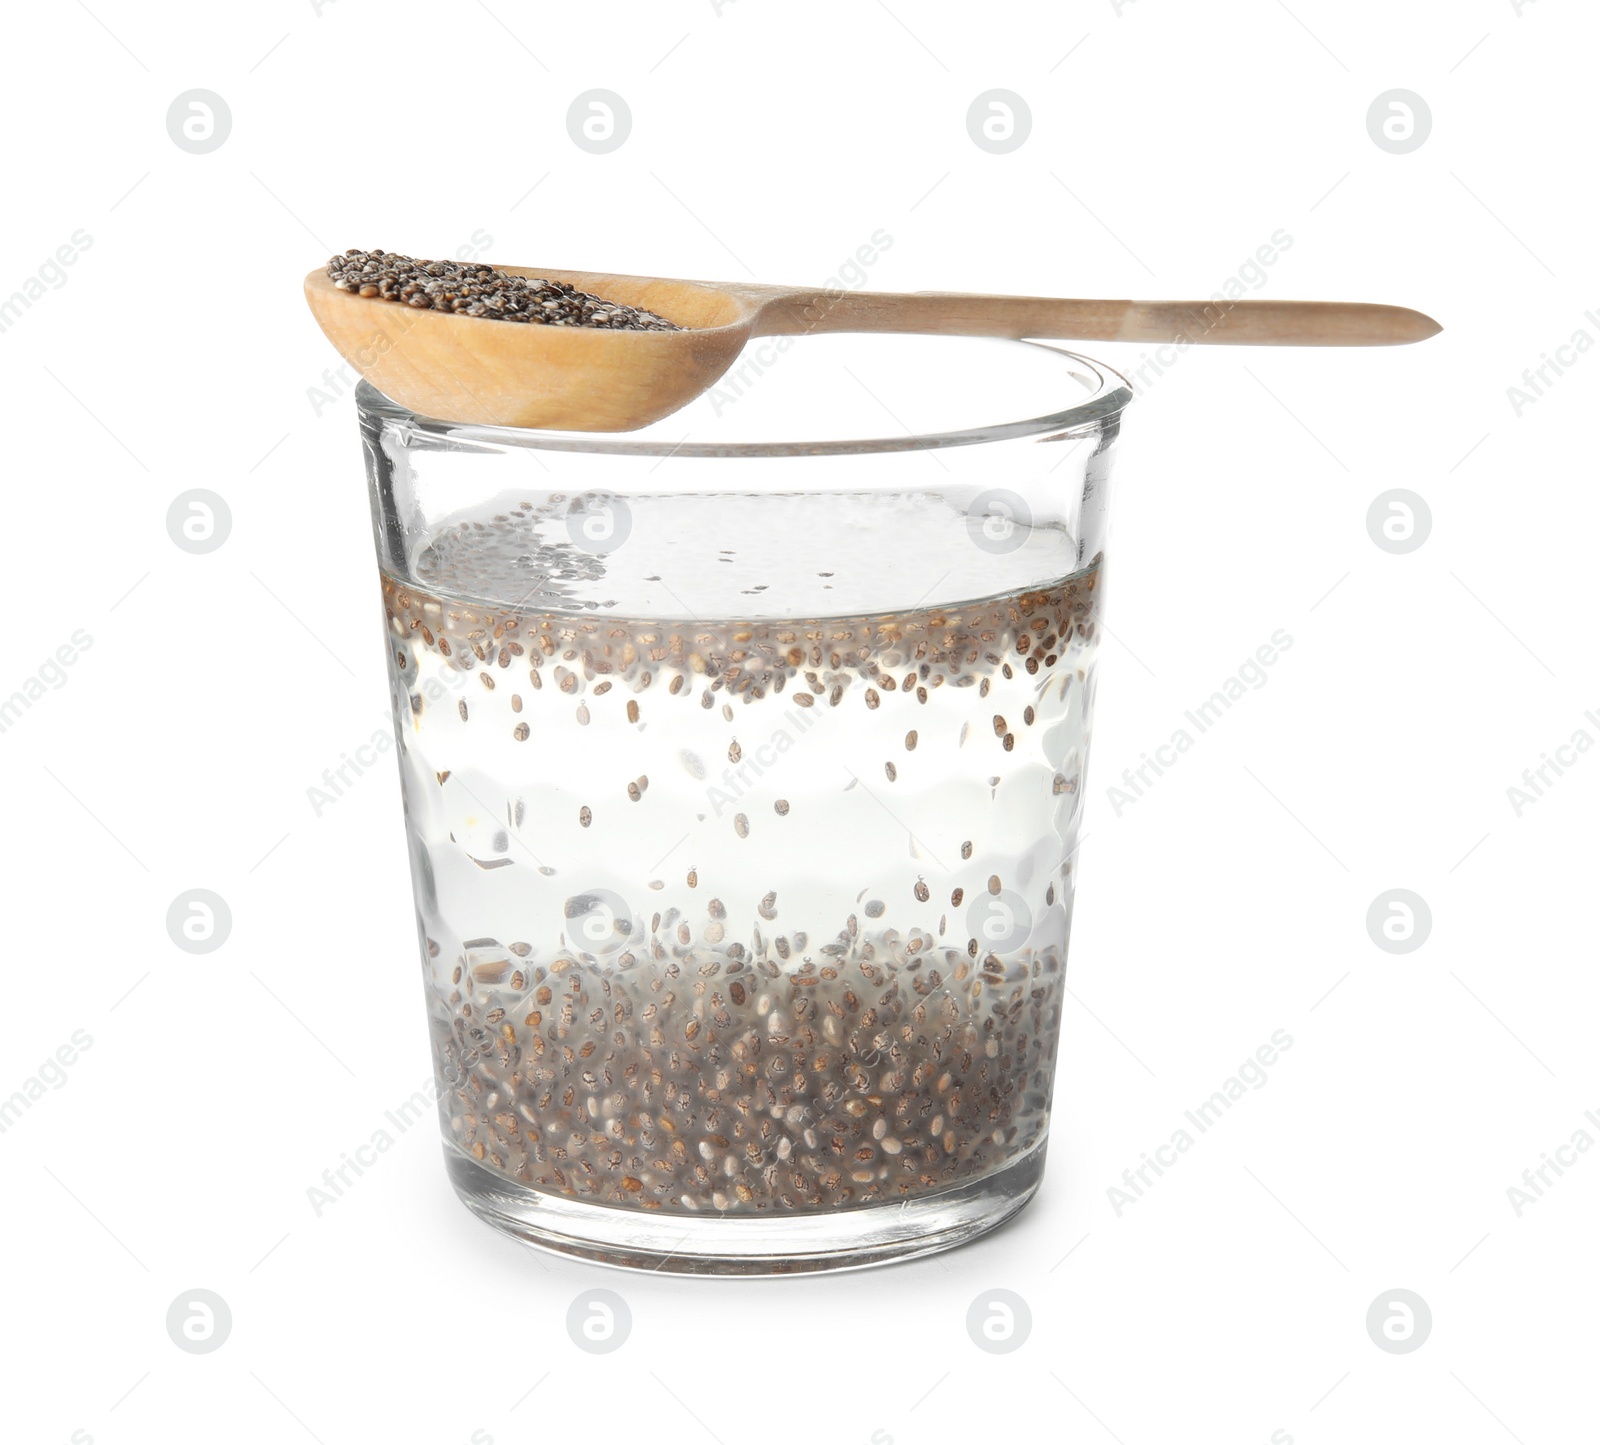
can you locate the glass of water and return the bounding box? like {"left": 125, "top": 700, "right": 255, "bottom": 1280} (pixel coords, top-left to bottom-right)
{"left": 356, "top": 331, "right": 1130, "bottom": 1273}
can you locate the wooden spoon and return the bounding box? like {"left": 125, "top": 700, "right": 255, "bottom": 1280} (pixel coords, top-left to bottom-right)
{"left": 304, "top": 265, "right": 1440, "bottom": 432}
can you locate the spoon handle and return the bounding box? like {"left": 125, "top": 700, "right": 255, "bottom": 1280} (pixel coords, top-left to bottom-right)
{"left": 748, "top": 289, "right": 1440, "bottom": 346}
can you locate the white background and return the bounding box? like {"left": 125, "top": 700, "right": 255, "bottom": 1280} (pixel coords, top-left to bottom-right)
{"left": 1, "top": 2, "right": 1595, "bottom": 1442}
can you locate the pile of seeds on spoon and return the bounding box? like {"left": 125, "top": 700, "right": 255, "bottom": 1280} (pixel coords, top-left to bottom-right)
{"left": 325, "top": 248, "right": 682, "bottom": 331}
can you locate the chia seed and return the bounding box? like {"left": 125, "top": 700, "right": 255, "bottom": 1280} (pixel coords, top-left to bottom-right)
{"left": 326, "top": 248, "right": 681, "bottom": 331}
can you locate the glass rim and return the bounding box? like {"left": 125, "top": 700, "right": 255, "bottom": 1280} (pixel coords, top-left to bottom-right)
{"left": 355, "top": 341, "right": 1132, "bottom": 459}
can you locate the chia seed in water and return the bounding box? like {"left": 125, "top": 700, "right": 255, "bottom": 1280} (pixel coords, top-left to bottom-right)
{"left": 382, "top": 490, "right": 1100, "bottom": 1215}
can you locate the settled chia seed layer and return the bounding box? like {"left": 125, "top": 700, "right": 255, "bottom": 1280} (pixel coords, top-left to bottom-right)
{"left": 382, "top": 536, "right": 1099, "bottom": 1214}
{"left": 326, "top": 248, "right": 681, "bottom": 331}
{"left": 437, "top": 928, "right": 1065, "bottom": 1214}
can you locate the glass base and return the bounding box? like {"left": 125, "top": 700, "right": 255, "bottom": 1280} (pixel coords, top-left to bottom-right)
{"left": 445, "top": 1139, "right": 1047, "bottom": 1276}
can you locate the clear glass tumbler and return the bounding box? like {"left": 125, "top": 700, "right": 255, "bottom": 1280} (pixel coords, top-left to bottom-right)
{"left": 356, "top": 332, "right": 1130, "bottom": 1273}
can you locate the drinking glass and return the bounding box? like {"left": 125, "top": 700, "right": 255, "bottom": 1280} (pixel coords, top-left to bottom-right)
{"left": 356, "top": 332, "right": 1131, "bottom": 1273}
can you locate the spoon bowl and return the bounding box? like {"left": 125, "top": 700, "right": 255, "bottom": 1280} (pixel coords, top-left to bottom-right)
{"left": 305, "top": 265, "right": 761, "bottom": 431}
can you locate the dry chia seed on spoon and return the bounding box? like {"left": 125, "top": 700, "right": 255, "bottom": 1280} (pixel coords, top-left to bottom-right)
{"left": 326, "top": 248, "right": 682, "bottom": 331}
